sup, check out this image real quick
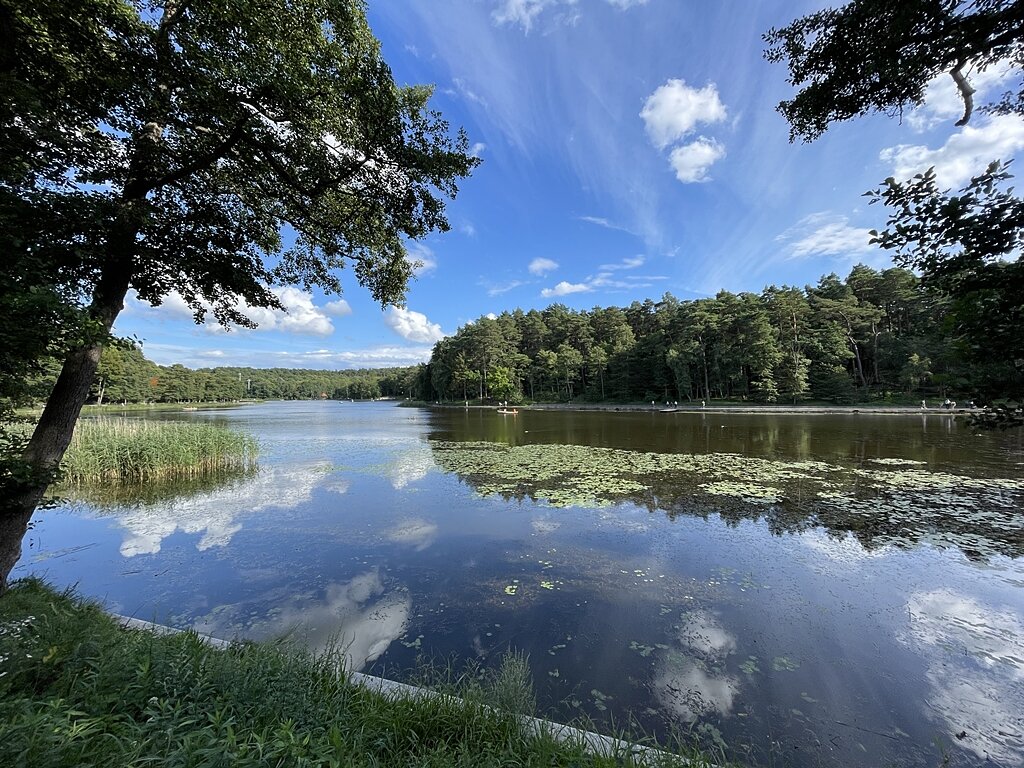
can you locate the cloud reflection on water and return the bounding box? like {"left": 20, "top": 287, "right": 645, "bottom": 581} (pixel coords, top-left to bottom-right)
{"left": 902, "top": 589, "right": 1024, "bottom": 765}
{"left": 387, "top": 445, "right": 434, "bottom": 489}
{"left": 387, "top": 518, "right": 438, "bottom": 550}
{"left": 115, "top": 463, "right": 330, "bottom": 557}
{"left": 654, "top": 610, "right": 740, "bottom": 722}
{"left": 196, "top": 569, "right": 411, "bottom": 672}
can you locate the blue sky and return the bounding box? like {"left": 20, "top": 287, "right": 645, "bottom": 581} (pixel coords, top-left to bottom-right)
{"left": 118, "top": 0, "right": 1024, "bottom": 369}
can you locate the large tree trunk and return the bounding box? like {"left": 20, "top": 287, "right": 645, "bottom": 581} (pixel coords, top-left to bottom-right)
{"left": 0, "top": 260, "right": 132, "bottom": 593}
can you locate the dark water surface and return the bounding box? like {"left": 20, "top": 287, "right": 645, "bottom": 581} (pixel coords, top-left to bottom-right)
{"left": 16, "top": 402, "right": 1024, "bottom": 767}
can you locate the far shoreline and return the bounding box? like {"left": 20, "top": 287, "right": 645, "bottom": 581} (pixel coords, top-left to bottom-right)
{"left": 424, "top": 401, "right": 978, "bottom": 416}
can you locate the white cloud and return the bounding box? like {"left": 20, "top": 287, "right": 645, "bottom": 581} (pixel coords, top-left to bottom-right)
{"left": 485, "top": 312, "right": 498, "bottom": 320}
{"left": 460, "top": 221, "right": 477, "bottom": 237}
{"left": 776, "top": 212, "right": 877, "bottom": 259}
{"left": 323, "top": 299, "right": 352, "bottom": 317}
{"left": 880, "top": 113, "right": 1024, "bottom": 188}
{"left": 669, "top": 137, "right": 726, "bottom": 183}
{"left": 385, "top": 306, "right": 446, "bottom": 343}
{"left": 909, "top": 63, "right": 1020, "bottom": 132}
{"left": 640, "top": 79, "right": 727, "bottom": 150}
{"left": 528, "top": 257, "right": 559, "bottom": 275}
{"left": 405, "top": 242, "right": 437, "bottom": 276}
{"left": 599, "top": 255, "right": 644, "bottom": 271}
{"left": 541, "top": 280, "right": 592, "bottom": 297}
{"left": 606, "top": 0, "right": 647, "bottom": 7}
{"left": 138, "top": 287, "right": 338, "bottom": 336}
{"left": 469, "top": 141, "right": 486, "bottom": 157}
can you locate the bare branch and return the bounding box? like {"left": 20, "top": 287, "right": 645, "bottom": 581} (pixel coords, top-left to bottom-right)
{"left": 950, "top": 63, "right": 976, "bottom": 126}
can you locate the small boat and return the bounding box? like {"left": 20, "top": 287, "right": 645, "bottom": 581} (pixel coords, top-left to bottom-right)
{"left": 497, "top": 408, "right": 518, "bottom": 415}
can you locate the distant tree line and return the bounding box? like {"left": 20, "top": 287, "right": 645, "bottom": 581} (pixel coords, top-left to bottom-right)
{"left": 19, "top": 346, "right": 420, "bottom": 405}
{"left": 416, "top": 264, "right": 1020, "bottom": 405}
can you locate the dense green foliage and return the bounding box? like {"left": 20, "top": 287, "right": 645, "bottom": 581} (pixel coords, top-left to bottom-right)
{"left": 0, "top": 0, "right": 479, "bottom": 592}
{"left": 82, "top": 344, "right": 419, "bottom": 403}
{"left": 764, "top": 0, "right": 1024, "bottom": 142}
{"left": 766, "top": 1, "right": 1024, "bottom": 421}
{"left": 868, "top": 162, "right": 1024, "bottom": 400}
{"left": 59, "top": 420, "right": 257, "bottom": 484}
{"left": 0, "top": 580, "right": 707, "bottom": 767}
{"left": 419, "top": 264, "right": 1015, "bottom": 405}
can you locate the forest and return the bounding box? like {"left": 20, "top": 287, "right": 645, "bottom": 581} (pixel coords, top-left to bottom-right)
{"left": 416, "top": 263, "right": 1019, "bottom": 405}
{"left": 17, "top": 262, "right": 1014, "bottom": 410}
{"left": 24, "top": 348, "right": 420, "bottom": 405}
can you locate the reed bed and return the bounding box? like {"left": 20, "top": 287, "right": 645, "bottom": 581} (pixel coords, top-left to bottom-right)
{"left": 61, "top": 419, "right": 258, "bottom": 484}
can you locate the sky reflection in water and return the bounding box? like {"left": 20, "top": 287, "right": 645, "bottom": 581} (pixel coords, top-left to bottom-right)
{"left": 18, "top": 402, "right": 1024, "bottom": 768}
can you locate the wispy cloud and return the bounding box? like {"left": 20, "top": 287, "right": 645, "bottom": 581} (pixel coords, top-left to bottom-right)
{"left": 776, "top": 212, "right": 877, "bottom": 260}
{"left": 528, "top": 257, "right": 559, "bottom": 275}
{"left": 492, "top": 0, "right": 647, "bottom": 32}
{"left": 578, "top": 215, "right": 637, "bottom": 236}
{"left": 405, "top": 242, "right": 438, "bottom": 276}
{"left": 485, "top": 279, "right": 529, "bottom": 296}
{"left": 540, "top": 268, "right": 662, "bottom": 297}
{"left": 598, "top": 255, "right": 644, "bottom": 271}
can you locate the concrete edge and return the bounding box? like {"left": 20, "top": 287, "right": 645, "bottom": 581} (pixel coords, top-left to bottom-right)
{"left": 113, "top": 614, "right": 682, "bottom": 766}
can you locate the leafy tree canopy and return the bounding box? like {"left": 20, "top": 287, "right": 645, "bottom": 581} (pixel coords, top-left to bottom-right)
{"left": 868, "top": 161, "right": 1023, "bottom": 397}
{"left": 3, "top": 0, "right": 478, "bottom": 320}
{"left": 0, "top": 0, "right": 479, "bottom": 591}
{"left": 764, "top": 0, "right": 1024, "bottom": 142}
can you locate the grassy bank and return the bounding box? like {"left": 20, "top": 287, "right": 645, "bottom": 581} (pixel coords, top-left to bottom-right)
{"left": 61, "top": 420, "right": 258, "bottom": 484}
{"left": 0, "top": 581, "right": 708, "bottom": 767}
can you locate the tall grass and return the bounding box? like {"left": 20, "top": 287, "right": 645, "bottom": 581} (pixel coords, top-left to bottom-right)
{"left": 0, "top": 580, "right": 715, "bottom": 768}
{"left": 61, "top": 420, "right": 258, "bottom": 484}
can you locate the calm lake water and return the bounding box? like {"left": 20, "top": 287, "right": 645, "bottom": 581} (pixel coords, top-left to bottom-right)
{"left": 16, "top": 401, "right": 1024, "bottom": 767}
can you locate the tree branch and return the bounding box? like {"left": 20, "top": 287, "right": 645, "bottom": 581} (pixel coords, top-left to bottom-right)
{"left": 151, "top": 119, "right": 249, "bottom": 190}
{"left": 950, "top": 62, "right": 977, "bottom": 126}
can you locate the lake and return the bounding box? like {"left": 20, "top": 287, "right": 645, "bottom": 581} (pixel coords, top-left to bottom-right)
{"left": 16, "top": 401, "right": 1024, "bottom": 767}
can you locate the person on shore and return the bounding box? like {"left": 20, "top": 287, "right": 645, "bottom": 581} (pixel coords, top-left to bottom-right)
{"left": 701, "top": 400, "right": 706, "bottom": 408}
{"left": 921, "top": 400, "right": 926, "bottom": 409}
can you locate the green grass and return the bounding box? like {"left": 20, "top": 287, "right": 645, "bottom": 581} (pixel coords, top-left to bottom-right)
{"left": 0, "top": 580, "right": 713, "bottom": 767}
{"left": 60, "top": 420, "right": 258, "bottom": 484}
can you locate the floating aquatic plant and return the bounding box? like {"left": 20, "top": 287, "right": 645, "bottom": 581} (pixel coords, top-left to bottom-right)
{"left": 429, "top": 440, "right": 1024, "bottom": 559}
